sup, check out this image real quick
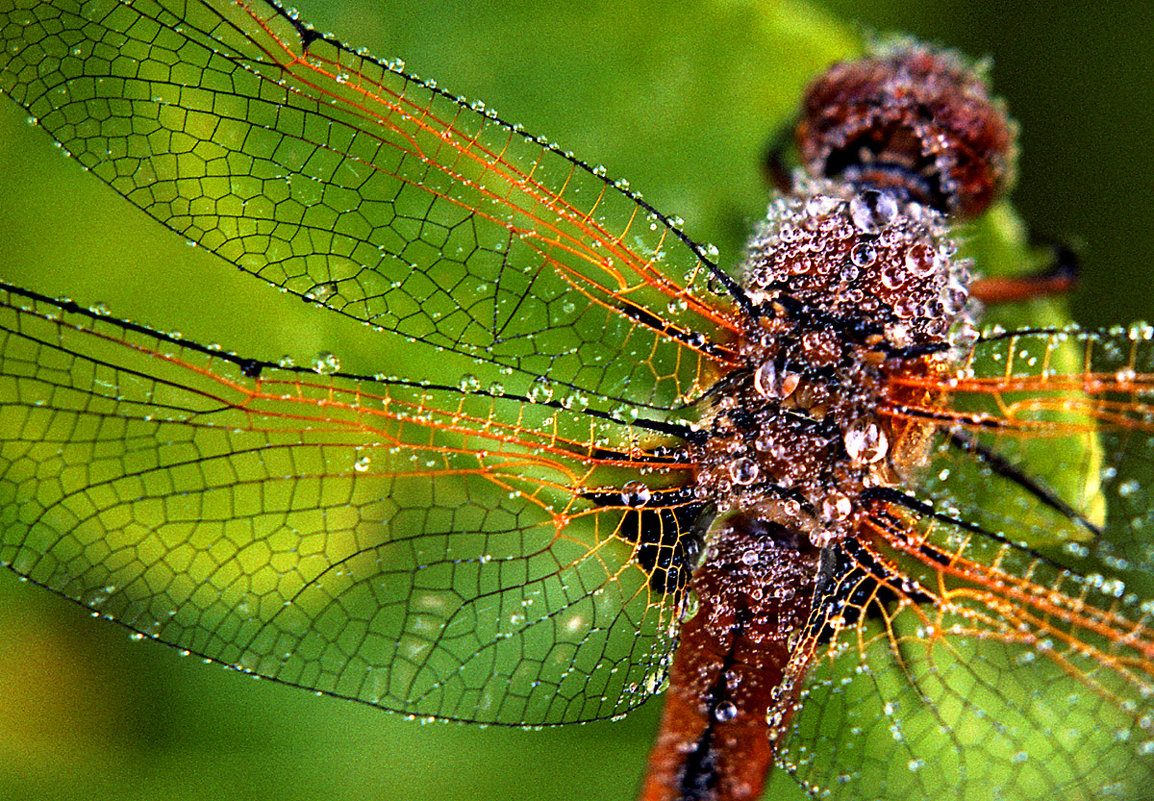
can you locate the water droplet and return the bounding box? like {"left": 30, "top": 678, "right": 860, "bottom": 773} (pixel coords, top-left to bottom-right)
{"left": 804, "top": 194, "right": 840, "bottom": 218}
{"left": 311, "top": 351, "right": 340, "bottom": 375}
{"left": 885, "top": 322, "right": 911, "bottom": 346}
{"left": 843, "top": 420, "right": 888, "bottom": 464}
{"left": 730, "top": 457, "right": 759, "bottom": 485}
{"left": 304, "top": 281, "right": 338, "bottom": 303}
{"left": 620, "top": 480, "right": 651, "bottom": 508}
{"left": 85, "top": 584, "right": 115, "bottom": 609}
{"left": 644, "top": 672, "right": 670, "bottom": 694}
{"left": 894, "top": 296, "right": 920, "bottom": 320}
{"left": 458, "top": 373, "right": 481, "bottom": 392}
{"left": 753, "top": 361, "right": 778, "bottom": 398}
{"left": 754, "top": 361, "right": 799, "bottom": 400}
{"left": 354, "top": 455, "right": 371, "bottom": 472}
{"left": 849, "top": 242, "right": 877, "bottom": 267}
{"left": 820, "top": 491, "right": 853, "bottom": 521}
{"left": 528, "top": 377, "right": 554, "bottom": 403}
{"left": 680, "top": 589, "right": 701, "bottom": 621}
{"left": 849, "top": 189, "right": 899, "bottom": 234}
{"left": 610, "top": 404, "right": 639, "bottom": 423}
{"left": 949, "top": 320, "right": 980, "bottom": 349}
{"left": 904, "top": 242, "right": 938, "bottom": 276}
{"left": 714, "top": 701, "right": 738, "bottom": 722}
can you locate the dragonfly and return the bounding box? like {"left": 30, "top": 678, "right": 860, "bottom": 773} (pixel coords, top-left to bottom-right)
{"left": 1, "top": 2, "right": 1153, "bottom": 800}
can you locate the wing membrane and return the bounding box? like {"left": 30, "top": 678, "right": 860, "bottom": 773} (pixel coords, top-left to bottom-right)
{"left": 0, "top": 283, "right": 698, "bottom": 724}
{"left": 889, "top": 328, "right": 1154, "bottom": 570}
{"left": 0, "top": 0, "right": 741, "bottom": 410}
{"left": 776, "top": 499, "right": 1154, "bottom": 800}
{"left": 771, "top": 330, "right": 1154, "bottom": 799}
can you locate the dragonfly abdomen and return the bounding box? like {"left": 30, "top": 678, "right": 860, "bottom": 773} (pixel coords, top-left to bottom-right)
{"left": 640, "top": 516, "right": 820, "bottom": 801}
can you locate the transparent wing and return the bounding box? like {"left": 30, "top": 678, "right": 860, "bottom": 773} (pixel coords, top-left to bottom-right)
{"left": 774, "top": 328, "right": 1154, "bottom": 800}
{"left": 0, "top": 284, "right": 702, "bottom": 724}
{"left": 0, "top": 0, "right": 742, "bottom": 411}
{"left": 905, "top": 327, "right": 1154, "bottom": 575}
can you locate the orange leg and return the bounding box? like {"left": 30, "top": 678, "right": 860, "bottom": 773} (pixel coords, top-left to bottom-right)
{"left": 972, "top": 242, "right": 1079, "bottom": 304}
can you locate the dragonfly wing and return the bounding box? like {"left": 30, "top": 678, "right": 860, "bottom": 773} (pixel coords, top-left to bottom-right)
{"left": 0, "top": 285, "right": 700, "bottom": 724}
{"left": 903, "top": 328, "right": 1154, "bottom": 583}
{"left": 0, "top": 0, "right": 740, "bottom": 411}
{"left": 773, "top": 329, "right": 1154, "bottom": 799}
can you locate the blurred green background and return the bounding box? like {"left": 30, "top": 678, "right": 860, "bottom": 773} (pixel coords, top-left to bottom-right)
{"left": 1, "top": 1, "right": 1152, "bottom": 800}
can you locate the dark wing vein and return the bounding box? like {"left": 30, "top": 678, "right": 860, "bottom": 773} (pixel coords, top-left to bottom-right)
{"left": 0, "top": 283, "right": 700, "bottom": 725}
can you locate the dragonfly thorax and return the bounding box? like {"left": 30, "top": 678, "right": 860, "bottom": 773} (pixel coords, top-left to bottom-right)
{"left": 743, "top": 182, "right": 974, "bottom": 350}
{"left": 688, "top": 184, "right": 973, "bottom": 548}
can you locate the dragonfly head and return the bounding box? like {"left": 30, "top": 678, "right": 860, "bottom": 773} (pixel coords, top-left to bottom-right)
{"left": 794, "top": 40, "right": 1018, "bottom": 219}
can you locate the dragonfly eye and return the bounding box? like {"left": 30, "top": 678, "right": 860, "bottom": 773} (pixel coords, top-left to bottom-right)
{"left": 795, "top": 42, "right": 1016, "bottom": 218}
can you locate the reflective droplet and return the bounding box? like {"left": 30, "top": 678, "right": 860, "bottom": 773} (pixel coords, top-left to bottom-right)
{"left": 753, "top": 361, "right": 799, "bottom": 400}
{"left": 304, "top": 281, "right": 337, "bottom": 303}
{"left": 949, "top": 320, "right": 980, "bottom": 349}
{"left": 904, "top": 242, "right": 938, "bottom": 276}
{"left": 353, "top": 455, "right": 371, "bottom": 472}
{"left": 528, "top": 377, "right": 554, "bottom": 403}
{"left": 644, "top": 671, "right": 671, "bottom": 695}
{"left": 849, "top": 242, "right": 877, "bottom": 267}
{"left": 844, "top": 420, "right": 888, "bottom": 464}
{"left": 311, "top": 351, "right": 340, "bottom": 375}
{"left": 821, "top": 491, "right": 853, "bottom": 521}
{"left": 607, "top": 404, "right": 634, "bottom": 423}
{"left": 714, "top": 701, "right": 738, "bottom": 722}
{"left": 680, "top": 589, "right": 701, "bottom": 621}
{"left": 849, "top": 189, "right": 899, "bottom": 234}
{"left": 879, "top": 261, "right": 905, "bottom": 289}
{"left": 730, "top": 457, "right": 759, "bottom": 485}
{"left": 753, "top": 361, "right": 778, "bottom": 398}
{"left": 805, "top": 194, "right": 840, "bottom": 218}
{"left": 458, "top": 373, "right": 481, "bottom": 392}
{"left": 620, "top": 480, "right": 651, "bottom": 508}
{"left": 885, "top": 322, "right": 911, "bottom": 346}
